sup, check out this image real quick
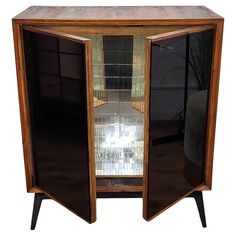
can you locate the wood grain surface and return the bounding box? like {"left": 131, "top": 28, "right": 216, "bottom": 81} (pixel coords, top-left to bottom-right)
{"left": 13, "top": 6, "right": 223, "bottom": 25}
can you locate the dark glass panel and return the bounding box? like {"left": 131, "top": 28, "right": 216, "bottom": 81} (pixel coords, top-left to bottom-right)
{"left": 60, "top": 54, "right": 83, "bottom": 79}
{"left": 147, "top": 29, "right": 214, "bottom": 219}
{"left": 35, "top": 34, "right": 57, "bottom": 51}
{"left": 39, "top": 75, "right": 60, "bottom": 99}
{"left": 61, "top": 78, "right": 82, "bottom": 102}
{"left": 59, "top": 38, "right": 83, "bottom": 54}
{"left": 37, "top": 51, "right": 59, "bottom": 75}
{"left": 23, "top": 29, "right": 92, "bottom": 222}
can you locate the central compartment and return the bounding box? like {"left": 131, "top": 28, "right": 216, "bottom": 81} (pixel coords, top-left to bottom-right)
{"left": 91, "top": 35, "right": 145, "bottom": 192}
{"left": 91, "top": 35, "right": 145, "bottom": 177}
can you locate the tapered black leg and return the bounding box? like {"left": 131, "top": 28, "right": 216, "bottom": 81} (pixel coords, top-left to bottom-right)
{"left": 31, "top": 193, "right": 49, "bottom": 230}
{"left": 188, "top": 191, "right": 207, "bottom": 227}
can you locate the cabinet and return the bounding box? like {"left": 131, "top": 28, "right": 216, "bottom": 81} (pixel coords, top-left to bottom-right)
{"left": 12, "top": 6, "right": 224, "bottom": 228}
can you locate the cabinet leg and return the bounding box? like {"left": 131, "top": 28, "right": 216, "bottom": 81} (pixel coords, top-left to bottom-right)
{"left": 188, "top": 191, "right": 207, "bottom": 228}
{"left": 30, "top": 193, "right": 49, "bottom": 230}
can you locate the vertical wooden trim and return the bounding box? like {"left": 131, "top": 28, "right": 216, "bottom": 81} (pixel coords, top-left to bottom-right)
{"left": 143, "top": 38, "right": 151, "bottom": 220}
{"left": 12, "top": 21, "right": 35, "bottom": 192}
{"left": 204, "top": 21, "right": 224, "bottom": 189}
{"left": 85, "top": 40, "right": 97, "bottom": 223}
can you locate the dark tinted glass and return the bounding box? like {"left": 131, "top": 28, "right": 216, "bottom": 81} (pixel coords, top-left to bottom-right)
{"left": 147, "top": 29, "right": 214, "bottom": 219}
{"left": 23, "top": 29, "right": 92, "bottom": 222}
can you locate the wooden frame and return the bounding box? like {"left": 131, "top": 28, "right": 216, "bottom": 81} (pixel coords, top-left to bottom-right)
{"left": 13, "top": 6, "right": 222, "bottom": 26}
{"left": 146, "top": 25, "right": 215, "bottom": 41}
{"left": 204, "top": 21, "right": 224, "bottom": 189}
{"left": 12, "top": 6, "right": 223, "bottom": 198}
{"left": 31, "top": 25, "right": 187, "bottom": 36}
{"left": 143, "top": 23, "right": 224, "bottom": 220}
{"left": 13, "top": 22, "right": 35, "bottom": 192}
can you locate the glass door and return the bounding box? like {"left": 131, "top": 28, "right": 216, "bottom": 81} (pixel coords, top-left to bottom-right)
{"left": 22, "top": 26, "right": 96, "bottom": 223}
{"left": 143, "top": 26, "right": 214, "bottom": 220}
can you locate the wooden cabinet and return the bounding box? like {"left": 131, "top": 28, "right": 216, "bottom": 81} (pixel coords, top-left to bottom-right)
{"left": 12, "top": 6, "right": 224, "bottom": 228}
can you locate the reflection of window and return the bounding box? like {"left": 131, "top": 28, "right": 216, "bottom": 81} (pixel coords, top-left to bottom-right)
{"left": 36, "top": 34, "right": 84, "bottom": 103}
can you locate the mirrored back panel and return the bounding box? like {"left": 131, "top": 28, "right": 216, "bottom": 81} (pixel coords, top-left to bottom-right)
{"left": 87, "top": 35, "right": 146, "bottom": 176}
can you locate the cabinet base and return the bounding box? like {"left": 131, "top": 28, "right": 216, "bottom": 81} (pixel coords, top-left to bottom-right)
{"left": 30, "top": 191, "right": 206, "bottom": 229}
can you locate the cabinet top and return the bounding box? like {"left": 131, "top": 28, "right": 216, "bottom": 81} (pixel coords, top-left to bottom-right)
{"left": 13, "top": 6, "right": 223, "bottom": 24}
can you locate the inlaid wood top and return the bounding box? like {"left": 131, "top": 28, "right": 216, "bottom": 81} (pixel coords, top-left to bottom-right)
{"left": 13, "top": 6, "right": 223, "bottom": 24}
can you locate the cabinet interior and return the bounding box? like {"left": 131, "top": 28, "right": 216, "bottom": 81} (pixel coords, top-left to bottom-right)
{"left": 90, "top": 34, "right": 145, "bottom": 191}
{"left": 92, "top": 35, "right": 145, "bottom": 175}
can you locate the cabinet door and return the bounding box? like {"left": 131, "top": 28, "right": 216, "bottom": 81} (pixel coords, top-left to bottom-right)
{"left": 22, "top": 26, "right": 96, "bottom": 223}
{"left": 143, "top": 26, "right": 214, "bottom": 220}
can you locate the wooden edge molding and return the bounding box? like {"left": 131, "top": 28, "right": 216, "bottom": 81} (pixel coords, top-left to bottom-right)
{"left": 12, "top": 18, "right": 223, "bottom": 26}
{"left": 197, "top": 185, "right": 211, "bottom": 191}
{"left": 29, "top": 187, "right": 42, "bottom": 193}
{"left": 142, "top": 37, "right": 152, "bottom": 220}
{"left": 22, "top": 25, "right": 90, "bottom": 43}
{"left": 12, "top": 21, "right": 35, "bottom": 192}
{"left": 85, "top": 40, "right": 97, "bottom": 223}
{"left": 147, "top": 24, "right": 215, "bottom": 42}
{"left": 29, "top": 184, "right": 209, "bottom": 193}
{"left": 96, "top": 186, "right": 143, "bottom": 193}
{"left": 204, "top": 21, "right": 224, "bottom": 189}
{"left": 96, "top": 175, "right": 143, "bottom": 179}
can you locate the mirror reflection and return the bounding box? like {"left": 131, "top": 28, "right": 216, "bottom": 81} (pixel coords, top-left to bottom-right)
{"left": 89, "top": 35, "right": 146, "bottom": 176}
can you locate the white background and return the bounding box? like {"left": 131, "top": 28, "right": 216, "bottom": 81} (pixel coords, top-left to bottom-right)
{"left": 0, "top": 0, "right": 235, "bottom": 235}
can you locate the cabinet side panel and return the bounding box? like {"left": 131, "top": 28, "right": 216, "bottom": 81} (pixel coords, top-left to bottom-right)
{"left": 12, "top": 21, "right": 35, "bottom": 192}
{"left": 204, "top": 21, "right": 224, "bottom": 188}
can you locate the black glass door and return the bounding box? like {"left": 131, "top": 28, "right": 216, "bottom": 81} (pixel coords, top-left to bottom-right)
{"left": 143, "top": 26, "right": 214, "bottom": 220}
{"left": 23, "top": 27, "right": 96, "bottom": 223}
